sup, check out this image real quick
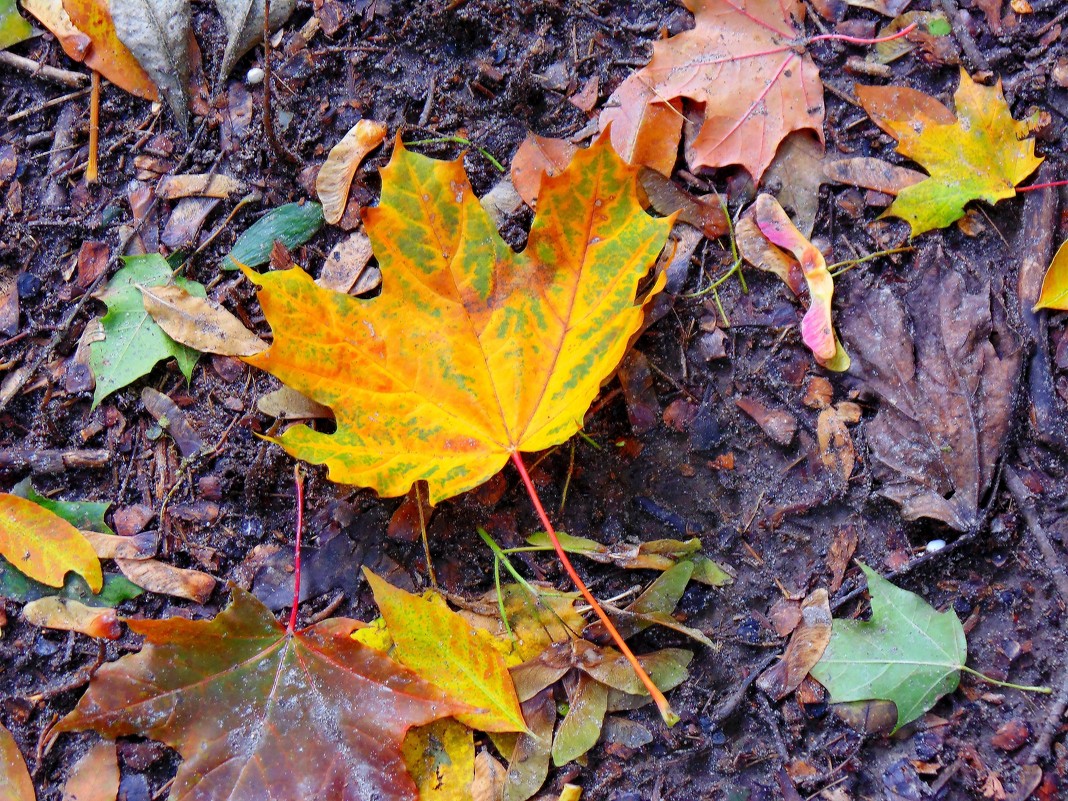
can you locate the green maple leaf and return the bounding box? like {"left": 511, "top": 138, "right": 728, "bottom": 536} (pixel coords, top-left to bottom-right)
{"left": 89, "top": 255, "right": 204, "bottom": 408}
{"left": 810, "top": 564, "right": 966, "bottom": 731}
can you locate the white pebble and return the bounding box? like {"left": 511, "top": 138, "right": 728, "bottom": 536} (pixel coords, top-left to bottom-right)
{"left": 246, "top": 67, "right": 265, "bottom": 85}
{"left": 926, "top": 539, "right": 947, "bottom": 553}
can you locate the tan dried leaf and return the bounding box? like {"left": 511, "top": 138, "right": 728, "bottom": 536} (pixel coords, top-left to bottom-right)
{"left": 316, "top": 120, "right": 388, "bottom": 224}
{"left": 115, "top": 557, "right": 216, "bottom": 603}
{"left": 756, "top": 589, "right": 832, "bottom": 700}
{"left": 62, "top": 741, "right": 119, "bottom": 801}
{"left": 23, "top": 597, "right": 122, "bottom": 640}
{"left": 817, "top": 407, "right": 855, "bottom": 482}
{"left": 139, "top": 283, "right": 267, "bottom": 357}
{"left": 156, "top": 174, "right": 246, "bottom": 200}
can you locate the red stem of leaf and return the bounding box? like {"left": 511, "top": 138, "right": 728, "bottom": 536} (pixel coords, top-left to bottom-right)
{"left": 809, "top": 22, "right": 918, "bottom": 46}
{"left": 510, "top": 451, "right": 678, "bottom": 726}
{"left": 1017, "top": 180, "right": 1068, "bottom": 193}
{"left": 288, "top": 465, "right": 305, "bottom": 634}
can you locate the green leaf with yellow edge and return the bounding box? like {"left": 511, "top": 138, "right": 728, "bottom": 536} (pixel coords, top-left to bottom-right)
{"left": 857, "top": 68, "right": 1043, "bottom": 236}
{"left": 242, "top": 132, "right": 672, "bottom": 504}
{"left": 0, "top": 493, "right": 102, "bottom": 592}
{"left": 401, "top": 719, "right": 475, "bottom": 801}
{"left": 1035, "top": 239, "right": 1068, "bottom": 312}
{"left": 365, "top": 569, "right": 527, "bottom": 733}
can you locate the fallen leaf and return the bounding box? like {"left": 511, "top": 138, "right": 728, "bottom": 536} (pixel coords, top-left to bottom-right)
{"left": 736, "top": 396, "right": 797, "bottom": 446}
{"left": 0, "top": 720, "right": 33, "bottom": 801}
{"left": 141, "top": 386, "right": 205, "bottom": 458}
{"left": 21, "top": 0, "right": 91, "bottom": 62}
{"left": 366, "top": 570, "right": 526, "bottom": 732}
{"left": 756, "top": 589, "right": 831, "bottom": 701}
{"left": 826, "top": 526, "right": 858, "bottom": 593}
{"left": 215, "top": 0, "right": 295, "bottom": 79}
{"left": 242, "top": 132, "right": 671, "bottom": 504}
{"left": 456, "top": 583, "right": 583, "bottom": 663}
{"left": 599, "top": 74, "right": 683, "bottom": 177}
{"left": 89, "top": 255, "right": 204, "bottom": 408}
{"left": 317, "top": 230, "right": 377, "bottom": 293}
{"left": 856, "top": 69, "right": 1043, "bottom": 235}
{"left": 11, "top": 477, "right": 113, "bottom": 535}
{"left": 0, "top": 493, "right": 101, "bottom": 592}
{"left": 62, "top": 0, "right": 158, "bottom": 99}
{"left": 156, "top": 173, "right": 246, "bottom": 199}
{"left": 114, "top": 557, "right": 215, "bottom": 603}
{"left": 82, "top": 529, "right": 157, "bottom": 560}
{"left": 569, "top": 75, "right": 598, "bottom": 113}
{"left": 638, "top": 169, "right": 728, "bottom": 239}
{"left": 735, "top": 215, "right": 805, "bottom": 296}
{"left": 510, "top": 134, "right": 578, "bottom": 209}
{"left": 472, "top": 750, "right": 507, "bottom": 801}
{"left": 53, "top": 588, "right": 465, "bottom": 801}
{"left": 111, "top": 0, "right": 191, "bottom": 127}
{"left": 140, "top": 283, "right": 267, "bottom": 357}
{"left": 256, "top": 386, "right": 333, "bottom": 419}
{"left": 817, "top": 406, "right": 855, "bottom": 482}
{"left": 839, "top": 268, "right": 1021, "bottom": 530}
{"left": 761, "top": 131, "right": 826, "bottom": 238}
{"left": 822, "top": 156, "right": 925, "bottom": 196}
{"left": 753, "top": 194, "right": 849, "bottom": 370}
{"left": 603, "top": 0, "right": 824, "bottom": 181}
{"left": 552, "top": 672, "right": 607, "bottom": 766}
{"left": 811, "top": 565, "right": 966, "bottom": 731}
{"left": 872, "top": 11, "right": 952, "bottom": 64}
{"left": 61, "top": 740, "right": 119, "bottom": 801}
{"left": 224, "top": 202, "right": 324, "bottom": 270}
{"left": 22, "top": 596, "right": 122, "bottom": 639}
{"left": 401, "top": 719, "right": 474, "bottom": 801}
{"left": 1034, "top": 239, "right": 1068, "bottom": 311}
{"left": 0, "top": 0, "right": 32, "bottom": 49}
{"left": 502, "top": 689, "right": 555, "bottom": 801}
{"left": 316, "top": 120, "right": 388, "bottom": 225}
{"left": 0, "top": 561, "right": 140, "bottom": 607}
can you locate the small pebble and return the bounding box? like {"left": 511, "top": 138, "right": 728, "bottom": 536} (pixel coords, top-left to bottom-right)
{"left": 246, "top": 67, "right": 265, "bottom": 85}
{"left": 926, "top": 539, "right": 946, "bottom": 553}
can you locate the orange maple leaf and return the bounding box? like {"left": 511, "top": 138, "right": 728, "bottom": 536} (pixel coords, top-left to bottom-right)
{"left": 243, "top": 133, "right": 673, "bottom": 505}
{"left": 600, "top": 0, "right": 824, "bottom": 182}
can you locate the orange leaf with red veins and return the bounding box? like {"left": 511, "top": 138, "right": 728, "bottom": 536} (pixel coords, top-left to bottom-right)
{"left": 242, "top": 131, "right": 672, "bottom": 504}
{"left": 61, "top": 0, "right": 158, "bottom": 100}
{"left": 753, "top": 194, "right": 849, "bottom": 371}
{"left": 604, "top": 0, "right": 824, "bottom": 181}
{"left": 53, "top": 587, "right": 466, "bottom": 801}
{"left": 599, "top": 78, "right": 684, "bottom": 177}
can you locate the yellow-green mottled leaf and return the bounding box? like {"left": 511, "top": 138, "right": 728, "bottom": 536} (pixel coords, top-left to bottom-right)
{"left": 857, "top": 69, "right": 1043, "bottom": 236}
{"left": 0, "top": 0, "right": 32, "bottom": 49}
{"left": 1035, "top": 239, "right": 1068, "bottom": 312}
{"left": 401, "top": 719, "right": 474, "bottom": 801}
{"left": 242, "top": 132, "right": 672, "bottom": 504}
{"left": 366, "top": 569, "right": 527, "bottom": 733}
{"left": 0, "top": 493, "right": 102, "bottom": 592}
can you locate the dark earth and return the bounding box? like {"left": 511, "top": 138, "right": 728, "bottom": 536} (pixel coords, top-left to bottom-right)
{"left": 3, "top": 0, "right": 1068, "bottom": 798}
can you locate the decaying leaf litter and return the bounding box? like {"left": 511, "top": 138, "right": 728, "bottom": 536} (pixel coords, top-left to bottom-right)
{"left": 2, "top": 0, "right": 1068, "bottom": 798}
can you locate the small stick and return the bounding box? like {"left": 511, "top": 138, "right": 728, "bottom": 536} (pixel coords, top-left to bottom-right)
{"left": 288, "top": 464, "right": 306, "bottom": 633}
{"left": 6, "top": 88, "right": 91, "bottom": 124}
{"left": 0, "top": 51, "right": 87, "bottom": 88}
{"left": 1004, "top": 466, "right": 1068, "bottom": 603}
{"left": 86, "top": 71, "right": 100, "bottom": 183}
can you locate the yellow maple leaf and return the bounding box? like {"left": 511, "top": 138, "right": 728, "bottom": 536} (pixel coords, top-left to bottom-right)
{"left": 243, "top": 133, "right": 672, "bottom": 504}
{"left": 857, "top": 69, "right": 1043, "bottom": 236}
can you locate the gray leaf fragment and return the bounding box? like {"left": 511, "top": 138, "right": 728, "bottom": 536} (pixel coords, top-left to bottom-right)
{"left": 112, "top": 0, "right": 192, "bottom": 130}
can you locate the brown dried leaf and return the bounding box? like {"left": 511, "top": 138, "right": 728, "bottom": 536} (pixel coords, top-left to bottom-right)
{"left": 510, "top": 134, "right": 578, "bottom": 209}
{"left": 817, "top": 407, "right": 855, "bottom": 482}
{"left": 638, "top": 169, "right": 728, "bottom": 239}
{"left": 756, "top": 589, "right": 831, "bottom": 701}
{"left": 61, "top": 740, "right": 119, "bottom": 801}
{"left": 823, "top": 157, "right": 925, "bottom": 196}
{"left": 736, "top": 216, "right": 804, "bottom": 296}
{"left": 115, "top": 557, "right": 216, "bottom": 603}
{"left": 140, "top": 284, "right": 267, "bottom": 357}
{"left": 840, "top": 268, "right": 1022, "bottom": 530}
{"left": 316, "top": 120, "right": 388, "bottom": 225}
{"left": 317, "top": 230, "right": 376, "bottom": 294}
{"left": 826, "top": 526, "right": 858, "bottom": 593}
{"left": 472, "top": 750, "right": 507, "bottom": 801}
{"left": 736, "top": 396, "right": 797, "bottom": 446}
{"left": 140, "top": 388, "right": 204, "bottom": 458}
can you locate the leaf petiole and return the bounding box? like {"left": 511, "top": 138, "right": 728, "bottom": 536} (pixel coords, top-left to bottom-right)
{"left": 827, "top": 246, "right": 914, "bottom": 278}
{"left": 959, "top": 665, "right": 1051, "bottom": 694}
{"left": 405, "top": 135, "right": 506, "bottom": 172}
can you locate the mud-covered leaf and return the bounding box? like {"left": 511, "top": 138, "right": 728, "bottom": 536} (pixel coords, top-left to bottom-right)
{"left": 401, "top": 719, "right": 474, "bottom": 801}
{"left": 62, "top": 0, "right": 158, "bottom": 99}
{"left": 0, "top": 720, "right": 33, "bottom": 801}
{"left": 366, "top": 570, "right": 526, "bottom": 733}
{"left": 0, "top": 0, "right": 32, "bottom": 49}
{"left": 53, "top": 587, "right": 464, "bottom": 801}
{"left": 243, "top": 133, "right": 671, "bottom": 504}
{"left": 215, "top": 0, "right": 295, "bottom": 78}
{"left": 111, "top": 0, "right": 192, "bottom": 129}
{"left": 857, "top": 69, "right": 1043, "bottom": 235}
{"left": 839, "top": 268, "right": 1021, "bottom": 530}
{"left": 0, "top": 493, "right": 101, "bottom": 592}
{"left": 89, "top": 255, "right": 204, "bottom": 408}
{"left": 140, "top": 283, "right": 267, "bottom": 356}
{"left": 811, "top": 565, "right": 966, "bottom": 731}
{"left": 1035, "top": 239, "right": 1068, "bottom": 312}
{"left": 601, "top": 0, "right": 823, "bottom": 181}
{"left": 224, "top": 202, "right": 323, "bottom": 269}
{"left": 317, "top": 120, "right": 388, "bottom": 224}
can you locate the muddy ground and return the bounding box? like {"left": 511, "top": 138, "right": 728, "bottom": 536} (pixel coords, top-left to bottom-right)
{"left": 2, "top": 0, "right": 1068, "bottom": 798}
